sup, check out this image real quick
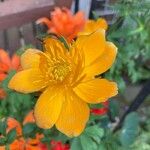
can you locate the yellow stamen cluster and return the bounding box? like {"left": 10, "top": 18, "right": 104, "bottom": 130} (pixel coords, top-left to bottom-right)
{"left": 50, "top": 60, "right": 71, "bottom": 82}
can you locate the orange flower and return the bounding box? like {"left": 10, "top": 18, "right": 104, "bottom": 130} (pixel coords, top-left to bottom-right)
{"left": 7, "top": 118, "right": 22, "bottom": 136}
{"left": 0, "top": 139, "right": 25, "bottom": 150}
{"left": 36, "top": 7, "right": 85, "bottom": 42}
{"left": 0, "top": 49, "right": 20, "bottom": 76}
{"left": 23, "top": 111, "right": 35, "bottom": 124}
{"left": 0, "top": 49, "right": 20, "bottom": 99}
{"left": 0, "top": 111, "right": 44, "bottom": 150}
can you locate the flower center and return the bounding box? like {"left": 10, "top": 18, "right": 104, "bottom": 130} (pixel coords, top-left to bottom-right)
{"left": 52, "top": 62, "right": 71, "bottom": 81}
{"left": 47, "top": 58, "right": 71, "bottom": 83}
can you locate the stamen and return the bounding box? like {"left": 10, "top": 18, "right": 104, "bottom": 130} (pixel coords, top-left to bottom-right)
{"left": 46, "top": 58, "right": 71, "bottom": 83}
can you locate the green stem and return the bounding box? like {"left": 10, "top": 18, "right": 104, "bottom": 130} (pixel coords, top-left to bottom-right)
{"left": 128, "top": 26, "right": 144, "bottom": 36}
{"left": 5, "top": 144, "right": 9, "bottom": 150}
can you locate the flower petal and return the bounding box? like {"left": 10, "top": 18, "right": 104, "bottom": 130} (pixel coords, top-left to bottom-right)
{"left": 96, "top": 18, "right": 108, "bottom": 30}
{"left": 79, "top": 18, "right": 107, "bottom": 36}
{"left": 43, "top": 38, "right": 67, "bottom": 58}
{"left": 34, "top": 87, "right": 64, "bottom": 129}
{"left": 11, "top": 54, "right": 20, "bottom": 70}
{"left": 23, "top": 111, "right": 35, "bottom": 124}
{"left": 8, "top": 69, "right": 46, "bottom": 93}
{"left": 0, "top": 73, "right": 7, "bottom": 81}
{"left": 7, "top": 118, "right": 22, "bottom": 136}
{"left": 21, "top": 49, "right": 42, "bottom": 69}
{"left": 73, "top": 78, "right": 118, "bottom": 104}
{"left": 0, "top": 49, "right": 11, "bottom": 67}
{"left": 82, "top": 20, "right": 95, "bottom": 33}
{"left": 83, "top": 42, "right": 117, "bottom": 77}
{"left": 0, "top": 63, "right": 9, "bottom": 72}
{"left": 56, "top": 90, "right": 89, "bottom": 137}
{"left": 76, "top": 29, "right": 106, "bottom": 66}
{"left": 73, "top": 11, "right": 85, "bottom": 25}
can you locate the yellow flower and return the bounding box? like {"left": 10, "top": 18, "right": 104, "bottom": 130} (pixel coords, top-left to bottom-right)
{"left": 9, "top": 29, "right": 118, "bottom": 137}
{"left": 79, "top": 18, "right": 108, "bottom": 35}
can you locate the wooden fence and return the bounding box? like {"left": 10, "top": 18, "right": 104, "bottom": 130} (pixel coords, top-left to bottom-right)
{"left": 0, "top": 0, "right": 72, "bottom": 54}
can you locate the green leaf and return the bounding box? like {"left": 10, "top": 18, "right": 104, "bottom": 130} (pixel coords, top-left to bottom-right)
{"left": 6, "top": 128, "right": 17, "bottom": 144}
{"left": 71, "top": 138, "right": 82, "bottom": 150}
{"left": 131, "top": 131, "right": 150, "bottom": 150}
{"left": 0, "top": 137, "right": 6, "bottom": 146}
{"left": 97, "top": 144, "right": 107, "bottom": 150}
{"left": 55, "top": 132, "right": 69, "bottom": 143}
{"left": 106, "top": 0, "right": 150, "bottom": 85}
{"left": 85, "top": 126, "right": 104, "bottom": 144}
{"left": 120, "top": 112, "right": 139, "bottom": 147}
{"left": 23, "top": 123, "right": 36, "bottom": 137}
{"left": 36, "top": 33, "right": 51, "bottom": 42}
{"left": 1, "top": 70, "right": 16, "bottom": 92}
{"left": 0, "top": 119, "right": 7, "bottom": 136}
{"left": 109, "top": 100, "right": 119, "bottom": 120}
{"left": 58, "top": 36, "right": 69, "bottom": 50}
{"left": 80, "top": 134, "right": 97, "bottom": 150}
{"left": 71, "top": 126, "right": 105, "bottom": 150}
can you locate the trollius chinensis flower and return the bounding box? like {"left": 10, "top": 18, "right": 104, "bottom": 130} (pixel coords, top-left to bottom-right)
{"left": 9, "top": 29, "right": 118, "bottom": 137}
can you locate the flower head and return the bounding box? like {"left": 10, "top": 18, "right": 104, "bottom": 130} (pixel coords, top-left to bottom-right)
{"left": 0, "top": 49, "right": 20, "bottom": 99}
{"left": 91, "top": 101, "right": 109, "bottom": 115}
{"left": 51, "top": 140, "right": 70, "bottom": 150}
{"left": 9, "top": 29, "right": 118, "bottom": 137}
{"left": 38, "top": 140, "right": 69, "bottom": 150}
{"left": 36, "top": 7, "right": 85, "bottom": 42}
{"left": 79, "top": 18, "right": 108, "bottom": 35}
{"left": 0, "top": 49, "right": 20, "bottom": 80}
